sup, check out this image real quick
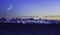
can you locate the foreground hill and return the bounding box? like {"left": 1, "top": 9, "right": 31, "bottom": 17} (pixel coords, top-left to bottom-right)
{"left": 0, "top": 23, "right": 60, "bottom": 35}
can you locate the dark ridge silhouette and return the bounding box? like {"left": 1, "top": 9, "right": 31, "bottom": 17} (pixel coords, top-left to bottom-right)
{"left": 0, "top": 23, "right": 60, "bottom": 35}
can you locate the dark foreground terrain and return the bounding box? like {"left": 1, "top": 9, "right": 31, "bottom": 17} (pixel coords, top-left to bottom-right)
{"left": 0, "top": 23, "right": 60, "bottom": 35}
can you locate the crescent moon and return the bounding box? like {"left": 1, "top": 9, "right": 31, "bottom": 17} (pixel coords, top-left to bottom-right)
{"left": 6, "top": 4, "right": 13, "bottom": 11}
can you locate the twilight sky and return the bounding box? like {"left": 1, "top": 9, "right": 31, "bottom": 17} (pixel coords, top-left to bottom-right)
{"left": 0, "top": 0, "right": 60, "bottom": 18}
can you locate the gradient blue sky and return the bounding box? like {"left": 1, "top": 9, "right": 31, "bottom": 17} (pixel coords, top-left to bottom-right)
{"left": 0, "top": 0, "right": 60, "bottom": 18}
